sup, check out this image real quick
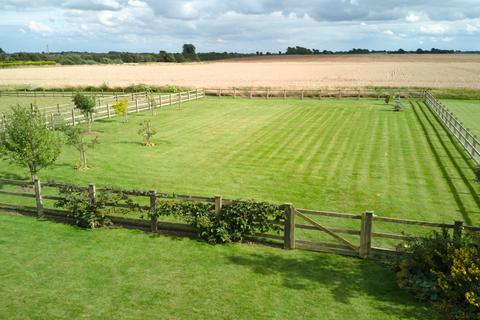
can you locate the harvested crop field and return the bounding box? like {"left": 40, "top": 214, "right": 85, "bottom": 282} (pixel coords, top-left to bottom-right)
{"left": 0, "top": 54, "right": 479, "bottom": 89}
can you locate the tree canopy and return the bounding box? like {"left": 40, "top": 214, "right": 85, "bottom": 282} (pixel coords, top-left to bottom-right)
{"left": 0, "top": 106, "right": 63, "bottom": 180}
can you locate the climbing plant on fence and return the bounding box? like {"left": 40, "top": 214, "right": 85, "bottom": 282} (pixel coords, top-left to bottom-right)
{"left": 145, "top": 199, "right": 284, "bottom": 244}
{"left": 55, "top": 185, "right": 139, "bottom": 228}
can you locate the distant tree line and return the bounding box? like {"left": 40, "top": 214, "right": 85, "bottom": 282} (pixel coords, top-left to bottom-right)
{"left": 0, "top": 44, "right": 477, "bottom": 66}
{"left": 283, "top": 46, "right": 474, "bottom": 55}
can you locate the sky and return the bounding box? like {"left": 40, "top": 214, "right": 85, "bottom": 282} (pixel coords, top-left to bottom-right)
{"left": 1, "top": 0, "right": 480, "bottom": 53}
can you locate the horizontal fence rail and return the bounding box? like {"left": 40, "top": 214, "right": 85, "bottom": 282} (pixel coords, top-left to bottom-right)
{"left": 0, "top": 89, "right": 205, "bottom": 127}
{"left": 0, "top": 178, "right": 478, "bottom": 260}
{"left": 204, "top": 88, "right": 425, "bottom": 99}
{"left": 424, "top": 92, "right": 480, "bottom": 166}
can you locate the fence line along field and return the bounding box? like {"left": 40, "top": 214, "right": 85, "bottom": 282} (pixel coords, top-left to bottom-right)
{"left": 0, "top": 54, "right": 480, "bottom": 89}
{"left": 0, "top": 97, "right": 478, "bottom": 230}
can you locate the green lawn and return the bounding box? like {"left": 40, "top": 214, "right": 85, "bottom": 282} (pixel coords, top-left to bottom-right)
{"left": 441, "top": 99, "right": 480, "bottom": 137}
{"left": 1, "top": 97, "right": 478, "bottom": 225}
{"left": 0, "top": 96, "right": 73, "bottom": 113}
{"left": 0, "top": 213, "right": 434, "bottom": 319}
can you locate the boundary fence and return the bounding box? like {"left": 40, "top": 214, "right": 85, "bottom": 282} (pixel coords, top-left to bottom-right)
{"left": 425, "top": 92, "right": 480, "bottom": 166}
{"left": 1, "top": 178, "right": 478, "bottom": 260}
{"left": 204, "top": 88, "right": 425, "bottom": 99}
{"left": 0, "top": 89, "right": 205, "bottom": 127}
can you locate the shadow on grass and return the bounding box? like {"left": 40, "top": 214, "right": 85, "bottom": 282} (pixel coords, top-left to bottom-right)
{"left": 413, "top": 101, "right": 480, "bottom": 225}
{"left": 227, "top": 251, "right": 434, "bottom": 319}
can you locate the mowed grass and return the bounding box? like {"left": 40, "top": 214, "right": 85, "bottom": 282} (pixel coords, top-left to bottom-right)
{"left": 441, "top": 99, "right": 480, "bottom": 137}
{"left": 0, "top": 96, "right": 74, "bottom": 113}
{"left": 1, "top": 97, "right": 479, "bottom": 228}
{"left": 0, "top": 213, "right": 434, "bottom": 320}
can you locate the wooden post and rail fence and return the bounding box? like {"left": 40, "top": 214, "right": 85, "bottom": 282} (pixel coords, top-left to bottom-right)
{"left": 0, "top": 89, "right": 206, "bottom": 128}
{"left": 424, "top": 91, "right": 480, "bottom": 166}
{"left": 1, "top": 178, "right": 478, "bottom": 260}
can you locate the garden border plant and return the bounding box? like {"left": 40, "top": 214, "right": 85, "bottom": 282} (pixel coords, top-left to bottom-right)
{"left": 394, "top": 230, "right": 480, "bottom": 320}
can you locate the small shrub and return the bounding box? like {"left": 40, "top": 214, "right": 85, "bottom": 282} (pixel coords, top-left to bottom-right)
{"left": 148, "top": 199, "right": 285, "bottom": 244}
{"left": 394, "top": 230, "right": 480, "bottom": 319}
{"left": 55, "top": 185, "right": 137, "bottom": 228}
{"left": 73, "top": 93, "right": 96, "bottom": 130}
{"left": 138, "top": 120, "right": 157, "bottom": 146}
{"left": 385, "top": 95, "right": 392, "bottom": 104}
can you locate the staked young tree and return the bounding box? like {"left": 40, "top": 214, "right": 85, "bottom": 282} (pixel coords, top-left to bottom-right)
{"left": 73, "top": 92, "right": 96, "bottom": 130}
{"left": 0, "top": 106, "right": 63, "bottom": 181}
{"left": 60, "top": 125, "right": 98, "bottom": 170}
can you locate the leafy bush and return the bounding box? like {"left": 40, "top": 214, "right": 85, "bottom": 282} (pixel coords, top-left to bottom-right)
{"left": 385, "top": 95, "right": 392, "bottom": 104}
{"left": 148, "top": 199, "right": 285, "bottom": 244}
{"left": 55, "top": 185, "right": 136, "bottom": 228}
{"left": 394, "top": 230, "right": 480, "bottom": 319}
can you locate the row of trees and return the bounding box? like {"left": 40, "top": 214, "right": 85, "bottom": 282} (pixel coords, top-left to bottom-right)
{"left": 0, "top": 93, "right": 160, "bottom": 179}
{"left": 284, "top": 46, "right": 461, "bottom": 55}
{"left": 0, "top": 44, "right": 247, "bottom": 65}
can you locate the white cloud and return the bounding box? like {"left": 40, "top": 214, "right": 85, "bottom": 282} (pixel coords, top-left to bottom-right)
{"left": 420, "top": 24, "right": 448, "bottom": 34}
{"left": 406, "top": 12, "right": 421, "bottom": 22}
{"left": 28, "top": 20, "right": 54, "bottom": 33}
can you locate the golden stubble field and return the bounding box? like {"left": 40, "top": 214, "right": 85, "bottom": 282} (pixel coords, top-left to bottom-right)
{"left": 0, "top": 54, "right": 479, "bottom": 89}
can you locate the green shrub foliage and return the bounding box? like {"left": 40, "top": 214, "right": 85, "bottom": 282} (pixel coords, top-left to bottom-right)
{"left": 148, "top": 199, "right": 285, "bottom": 244}
{"left": 55, "top": 185, "right": 137, "bottom": 228}
{"left": 394, "top": 230, "right": 480, "bottom": 319}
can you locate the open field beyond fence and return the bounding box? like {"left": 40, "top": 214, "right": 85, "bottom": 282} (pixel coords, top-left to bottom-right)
{"left": 0, "top": 54, "right": 480, "bottom": 89}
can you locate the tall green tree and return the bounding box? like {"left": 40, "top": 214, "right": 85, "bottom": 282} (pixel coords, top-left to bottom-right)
{"left": 0, "top": 106, "right": 63, "bottom": 181}
{"left": 73, "top": 92, "right": 96, "bottom": 130}
{"left": 182, "top": 44, "right": 196, "bottom": 55}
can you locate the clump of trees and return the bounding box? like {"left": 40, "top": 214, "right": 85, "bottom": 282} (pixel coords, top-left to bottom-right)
{"left": 138, "top": 120, "right": 157, "bottom": 146}
{"left": 0, "top": 106, "right": 63, "bottom": 181}
{"left": 73, "top": 93, "right": 96, "bottom": 130}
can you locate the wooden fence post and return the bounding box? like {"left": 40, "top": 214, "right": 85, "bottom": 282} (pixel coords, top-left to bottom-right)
{"left": 453, "top": 220, "right": 464, "bottom": 241}
{"left": 34, "top": 178, "right": 44, "bottom": 218}
{"left": 233, "top": 88, "right": 237, "bottom": 99}
{"left": 301, "top": 90, "right": 304, "bottom": 100}
{"left": 88, "top": 183, "right": 96, "bottom": 205}
{"left": 284, "top": 89, "right": 287, "bottom": 99}
{"left": 107, "top": 104, "right": 111, "bottom": 118}
{"left": 150, "top": 190, "right": 157, "bottom": 232}
{"left": 169, "top": 93, "right": 173, "bottom": 105}
{"left": 135, "top": 98, "right": 139, "bottom": 112}
{"left": 359, "top": 211, "right": 374, "bottom": 259}
{"left": 250, "top": 89, "right": 253, "bottom": 99}
{"left": 178, "top": 93, "right": 182, "bottom": 106}
{"left": 214, "top": 195, "right": 223, "bottom": 215}
{"left": 284, "top": 203, "right": 295, "bottom": 249}
{"left": 71, "top": 109, "right": 76, "bottom": 126}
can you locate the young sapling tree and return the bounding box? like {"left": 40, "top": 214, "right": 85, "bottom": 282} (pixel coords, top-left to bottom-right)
{"left": 73, "top": 92, "right": 96, "bottom": 130}
{"left": 394, "top": 96, "right": 402, "bottom": 112}
{"left": 112, "top": 98, "right": 129, "bottom": 122}
{"left": 60, "top": 125, "right": 98, "bottom": 170}
{"left": 138, "top": 120, "right": 157, "bottom": 146}
{"left": 0, "top": 106, "right": 63, "bottom": 181}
